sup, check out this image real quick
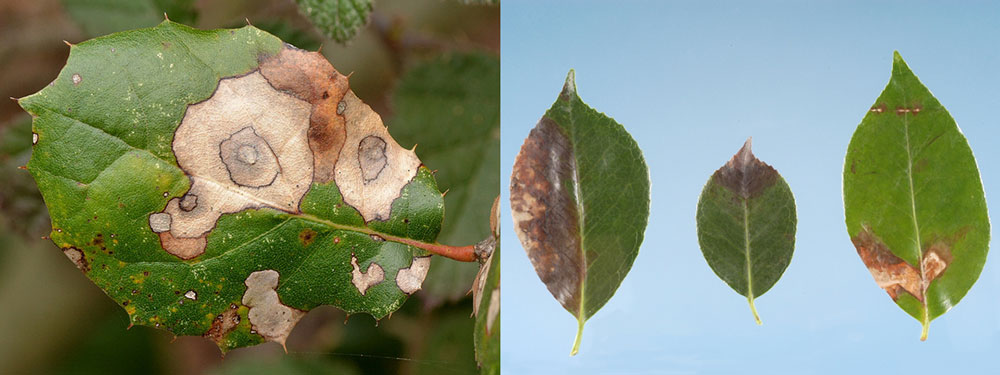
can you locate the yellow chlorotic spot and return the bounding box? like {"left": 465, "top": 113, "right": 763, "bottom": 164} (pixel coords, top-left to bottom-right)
{"left": 126, "top": 305, "right": 137, "bottom": 315}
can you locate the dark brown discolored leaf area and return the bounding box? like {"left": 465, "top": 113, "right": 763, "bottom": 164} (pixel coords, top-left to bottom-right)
{"left": 511, "top": 71, "right": 648, "bottom": 355}
{"left": 853, "top": 226, "right": 953, "bottom": 303}
{"left": 510, "top": 117, "right": 584, "bottom": 314}
{"left": 714, "top": 140, "right": 778, "bottom": 199}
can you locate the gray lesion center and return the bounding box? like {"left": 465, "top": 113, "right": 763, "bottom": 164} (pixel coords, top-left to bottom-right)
{"left": 358, "top": 135, "right": 388, "bottom": 184}
{"left": 219, "top": 126, "right": 281, "bottom": 188}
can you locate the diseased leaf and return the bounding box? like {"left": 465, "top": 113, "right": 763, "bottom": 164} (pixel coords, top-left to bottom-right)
{"left": 696, "top": 138, "right": 796, "bottom": 324}
{"left": 844, "top": 52, "right": 989, "bottom": 340}
{"left": 390, "top": 53, "right": 500, "bottom": 306}
{"left": 510, "top": 70, "right": 649, "bottom": 355}
{"left": 61, "top": 0, "right": 197, "bottom": 37}
{"left": 294, "top": 0, "right": 373, "bottom": 44}
{"left": 19, "top": 21, "right": 448, "bottom": 352}
{"left": 472, "top": 244, "right": 499, "bottom": 374}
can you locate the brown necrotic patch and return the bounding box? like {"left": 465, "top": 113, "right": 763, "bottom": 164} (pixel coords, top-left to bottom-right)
{"left": 299, "top": 228, "right": 317, "bottom": 246}
{"left": 509, "top": 116, "right": 585, "bottom": 314}
{"left": 219, "top": 127, "right": 280, "bottom": 188}
{"left": 713, "top": 138, "right": 778, "bottom": 199}
{"left": 395, "top": 256, "right": 431, "bottom": 294}
{"left": 204, "top": 304, "right": 241, "bottom": 345}
{"left": 358, "top": 135, "right": 388, "bottom": 184}
{"left": 852, "top": 226, "right": 953, "bottom": 302}
{"left": 62, "top": 246, "right": 89, "bottom": 272}
{"left": 259, "top": 47, "right": 350, "bottom": 183}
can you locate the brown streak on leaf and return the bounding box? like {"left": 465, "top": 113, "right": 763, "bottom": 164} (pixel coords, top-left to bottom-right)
{"left": 510, "top": 117, "right": 584, "bottom": 315}
{"left": 259, "top": 47, "right": 349, "bottom": 183}
{"left": 713, "top": 138, "right": 778, "bottom": 199}
{"left": 203, "top": 304, "right": 240, "bottom": 345}
{"left": 851, "top": 226, "right": 954, "bottom": 303}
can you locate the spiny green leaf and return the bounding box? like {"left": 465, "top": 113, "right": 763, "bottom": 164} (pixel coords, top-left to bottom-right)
{"left": 294, "top": 0, "right": 373, "bottom": 44}
{"left": 19, "top": 21, "right": 446, "bottom": 352}
{"left": 843, "top": 51, "right": 989, "bottom": 340}
{"left": 696, "top": 138, "right": 796, "bottom": 324}
{"left": 390, "top": 53, "right": 500, "bottom": 306}
{"left": 510, "top": 70, "right": 649, "bottom": 355}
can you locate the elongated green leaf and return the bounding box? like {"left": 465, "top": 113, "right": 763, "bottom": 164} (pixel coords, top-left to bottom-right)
{"left": 510, "top": 70, "right": 649, "bottom": 355}
{"left": 696, "top": 139, "right": 796, "bottom": 324}
{"left": 294, "top": 0, "right": 373, "bottom": 44}
{"left": 844, "top": 52, "right": 989, "bottom": 340}
{"left": 19, "top": 21, "right": 446, "bottom": 352}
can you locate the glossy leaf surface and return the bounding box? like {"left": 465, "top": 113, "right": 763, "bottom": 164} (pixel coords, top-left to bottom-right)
{"left": 510, "top": 70, "right": 649, "bottom": 355}
{"left": 19, "top": 21, "right": 445, "bottom": 351}
{"left": 843, "top": 52, "right": 989, "bottom": 340}
{"left": 696, "top": 139, "right": 796, "bottom": 324}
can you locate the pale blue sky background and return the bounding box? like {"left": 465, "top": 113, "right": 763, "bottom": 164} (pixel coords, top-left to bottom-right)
{"left": 501, "top": 1, "right": 1000, "bottom": 373}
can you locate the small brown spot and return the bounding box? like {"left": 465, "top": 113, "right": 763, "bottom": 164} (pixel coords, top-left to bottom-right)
{"left": 71, "top": 73, "right": 81, "bottom": 86}
{"left": 299, "top": 228, "right": 317, "bottom": 246}
{"left": 62, "top": 247, "right": 89, "bottom": 272}
{"left": 333, "top": 236, "right": 341, "bottom": 244}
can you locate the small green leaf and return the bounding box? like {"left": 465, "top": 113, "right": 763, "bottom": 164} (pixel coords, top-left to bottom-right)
{"left": 390, "top": 53, "right": 500, "bottom": 306}
{"left": 19, "top": 21, "right": 447, "bottom": 351}
{"left": 844, "top": 52, "right": 989, "bottom": 340}
{"left": 510, "top": 70, "right": 649, "bottom": 355}
{"left": 294, "top": 0, "right": 373, "bottom": 44}
{"left": 696, "top": 139, "right": 797, "bottom": 324}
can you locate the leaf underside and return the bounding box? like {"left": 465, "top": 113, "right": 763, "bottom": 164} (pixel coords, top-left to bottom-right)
{"left": 20, "top": 21, "right": 444, "bottom": 351}
{"left": 696, "top": 139, "right": 796, "bottom": 324}
{"left": 510, "top": 70, "right": 649, "bottom": 355}
{"left": 843, "top": 52, "right": 989, "bottom": 340}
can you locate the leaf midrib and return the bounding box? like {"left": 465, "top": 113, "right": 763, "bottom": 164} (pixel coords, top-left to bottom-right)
{"left": 899, "top": 84, "right": 929, "bottom": 326}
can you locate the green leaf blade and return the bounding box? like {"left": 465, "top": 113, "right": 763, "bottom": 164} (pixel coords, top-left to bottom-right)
{"left": 510, "top": 70, "right": 649, "bottom": 355}
{"left": 20, "top": 22, "right": 447, "bottom": 351}
{"left": 696, "top": 139, "right": 797, "bottom": 324}
{"left": 843, "top": 52, "right": 989, "bottom": 339}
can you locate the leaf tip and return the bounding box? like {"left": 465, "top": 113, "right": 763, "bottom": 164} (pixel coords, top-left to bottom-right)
{"left": 561, "top": 69, "right": 577, "bottom": 99}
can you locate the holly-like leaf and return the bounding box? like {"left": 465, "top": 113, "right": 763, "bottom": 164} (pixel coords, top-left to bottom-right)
{"left": 390, "top": 53, "right": 500, "bottom": 306}
{"left": 844, "top": 52, "right": 989, "bottom": 340}
{"left": 696, "top": 139, "right": 796, "bottom": 324}
{"left": 510, "top": 70, "right": 649, "bottom": 355}
{"left": 294, "top": 0, "right": 373, "bottom": 44}
{"left": 19, "top": 21, "right": 448, "bottom": 352}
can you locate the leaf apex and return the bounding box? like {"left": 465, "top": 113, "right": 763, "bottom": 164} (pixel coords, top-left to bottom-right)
{"left": 561, "top": 69, "right": 577, "bottom": 99}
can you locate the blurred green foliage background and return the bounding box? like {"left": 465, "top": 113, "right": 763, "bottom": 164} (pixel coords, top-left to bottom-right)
{"left": 0, "top": 0, "right": 498, "bottom": 374}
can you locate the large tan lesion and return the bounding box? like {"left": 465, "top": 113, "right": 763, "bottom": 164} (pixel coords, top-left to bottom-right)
{"left": 153, "top": 46, "right": 421, "bottom": 259}
{"left": 333, "top": 90, "right": 420, "bottom": 222}
{"left": 152, "top": 71, "right": 314, "bottom": 259}
{"left": 241, "top": 270, "right": 305, "bottom": 349}
{"left": 852, "top": 226, "right": 952, "bottom": 303}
